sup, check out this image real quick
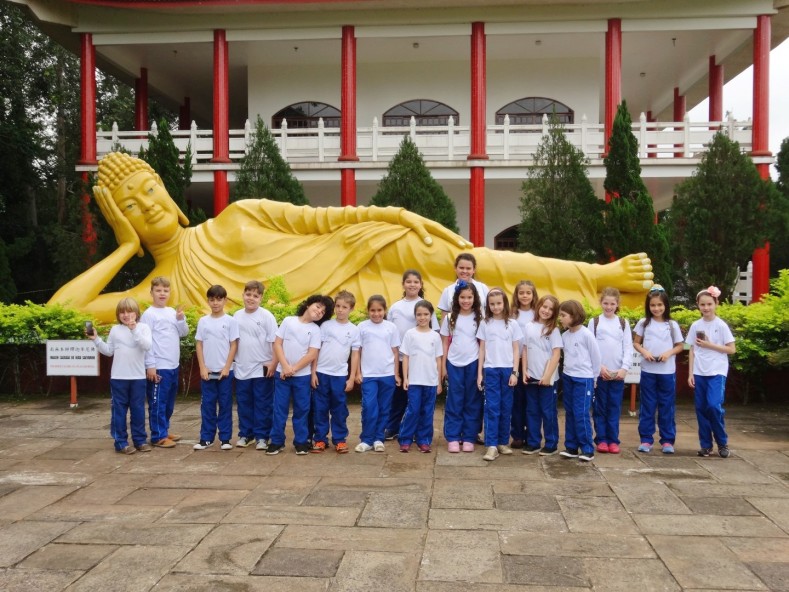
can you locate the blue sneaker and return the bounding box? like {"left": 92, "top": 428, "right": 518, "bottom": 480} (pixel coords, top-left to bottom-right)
{"left": 637, "top": 442, "right": 652, "bottom": 453}
{"left": 662, "top": 443, "right": 675, "bottom": 454}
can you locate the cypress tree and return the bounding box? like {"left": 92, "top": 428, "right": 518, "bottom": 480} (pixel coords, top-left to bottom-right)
{"left": 138, "top": 118, "right": 194, "bottom": 220}
{"left": 771, "top": 137, "right": 789, "bottom": 276}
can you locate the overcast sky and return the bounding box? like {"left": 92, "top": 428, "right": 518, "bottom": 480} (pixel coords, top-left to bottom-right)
{"left": 688, "top": 38, "right": 789, "bottom": 174}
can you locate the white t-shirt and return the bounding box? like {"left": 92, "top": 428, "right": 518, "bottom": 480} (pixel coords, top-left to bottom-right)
{"left": 588, "top": 315, "right": 633, "bottom": 374}
{"left": 275, "top": 316, "right": 322, "bottom": 377}
{"left": 440, "top": 313, "right": 479, "bottom": 367}
{"left": 634, "top": 318, "right": 684, "bottom": 374}
{"left": 140, "top": 305, "right": 188, "bottom": 370}
{"left": 686, "top": 316, "right": 735, "bottom": 376}
{"left": 522, "top": 321, "right": 563, "bottom": 383}
{"left": 476, "top": 318, "right": 523, "bottom": 369}
{"left": 196, "top": 314, "right": 240, "bottom": 373}
{"left": 388, "top": 298, "right": 439, "bottom": 360}
{"left": 95, "top": 323, "right": 152, "bottom": 380}
{"left": 514, "top": 309, "right": 535, "bottom": 342}
{"left": 358, "top": 319, "right": 401, "bottom": 377}
{"left": 400, "top": 328, "right": 443, "bottom": 386}
{"left": 438, "top": 279, "right": 489, "bottom": 312}
{"left": 316, "top": 319, "right": 361, "bottom": 376}
{"left": 562, "top": 326, "right": 602, "bottom": 379}
{"left": 233, "top": 307, "right": 278, "bottom": 380}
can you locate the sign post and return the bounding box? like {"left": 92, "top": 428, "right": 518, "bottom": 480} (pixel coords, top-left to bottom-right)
{"left": 624, "top": 351, "right": 643, "bottom": 417}
{"left": 46, "top": 340, "right": 100, "bottom": 408}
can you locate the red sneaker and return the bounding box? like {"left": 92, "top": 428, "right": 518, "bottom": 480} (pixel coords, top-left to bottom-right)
{"left": 608, "top": 443, "right": 621, "bottom": 454}
{"left": 596, "top": 442, "right": 609, "bottom": 453}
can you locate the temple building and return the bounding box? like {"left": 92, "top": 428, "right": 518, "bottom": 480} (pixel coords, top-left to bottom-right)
{"left": 12, "top": 0, "right": 789, "bottom": 298}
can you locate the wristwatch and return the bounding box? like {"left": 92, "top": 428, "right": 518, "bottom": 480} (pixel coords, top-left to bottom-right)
{"left": 511, "top": 370, "right": 519, "bottom": 377}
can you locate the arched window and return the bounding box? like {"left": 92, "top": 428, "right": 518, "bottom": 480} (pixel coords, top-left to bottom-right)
{"left": 383, "top": 100, "right": 459, "bottom": 127}
{"left": 496, "top": 97, "right": 573, "bottom": 125}
{"left": 272, "top": 102, "right": 341, "bottom": 129}
{"left": 494, "top": 225, "right": 519, "bottom": 251}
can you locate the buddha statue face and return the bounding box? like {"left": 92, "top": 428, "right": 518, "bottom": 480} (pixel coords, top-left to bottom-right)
{"left": 112, "top": 170, "right": 182, "bottom": 245}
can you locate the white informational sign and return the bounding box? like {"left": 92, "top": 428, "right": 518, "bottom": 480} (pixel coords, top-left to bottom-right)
{"left": 46, "top": 340, "right": 100, "bottom": 377}
{"left": 624, "top": 351, "right": 643, "bottom": 384}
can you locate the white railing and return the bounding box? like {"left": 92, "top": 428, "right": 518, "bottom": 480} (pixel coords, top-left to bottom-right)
{"left": 96, "top": 112, "right": 753, "bottom": 166}
{"left": 732, "top": 261, "right": 753, "bottom": 304}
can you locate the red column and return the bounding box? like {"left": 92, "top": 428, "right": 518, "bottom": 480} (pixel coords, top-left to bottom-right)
{"left": 604, "top": 18, "right": 622, "bottom": 152}
{"left": 673, "top": 87, "right": 686, "bottom": 122}
{"left": 339, "top": 25, "right": 358, "bottom": 206}
{"left": 79, "top": 33, "right": 97, "bottom": 255}
{"left": 752, "top": 14, "right": 771, "bottom": 302}
{"left": 468, "top": 22, "right": 488, "bottom": 246}
{"left": 708, "top": 56, "right": 723, "bottom": 123}
{"left": 212, "top": 30, "right": 230, "bottom": 215}
{"left": 134, "top": 67, "right": 148, "bottom": 132}
{"left": 179, "top": 97, "right": 191, "bottom": 130}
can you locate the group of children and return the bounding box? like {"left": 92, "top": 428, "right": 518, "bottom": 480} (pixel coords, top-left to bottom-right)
{"left": 92, "top": 257, "right": 736, "bottom": 462}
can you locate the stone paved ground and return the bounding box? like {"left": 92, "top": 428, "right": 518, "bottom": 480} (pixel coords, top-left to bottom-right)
{"left": 0, "top": 396, "right": 788, "bottom": 591}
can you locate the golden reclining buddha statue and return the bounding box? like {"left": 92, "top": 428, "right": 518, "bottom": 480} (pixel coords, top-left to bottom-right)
{"left": 50, "top": 153, "right": 653, "bottom": 323}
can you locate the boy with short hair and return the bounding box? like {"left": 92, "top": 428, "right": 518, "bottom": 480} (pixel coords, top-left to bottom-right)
{"left": 140, "top": 276, "right": 189, "bottom": 448}
{"left": 194, "top": 285, "right": 240, "bottom": 450}
{"left": 233, "top": 281, "right": 278, "bottom": 450}
{"left": 311, "top": 290, "right": 361, "bottom": 454}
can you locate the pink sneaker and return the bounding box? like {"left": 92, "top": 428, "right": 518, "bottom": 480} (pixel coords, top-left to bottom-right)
{"left": 418, "top": 444, "right": 431, "bottom": 453}
{"left": 608, "top": 443, "right": 621, "bottom": 454}
{"left": 597, "top": 442, "right": 610, "bottom": 453}
{"left": 447, "top": 441, "right": 460, "bottom": 453}
{"left": 462, "top": 441, "right": 475, "bottom": 453}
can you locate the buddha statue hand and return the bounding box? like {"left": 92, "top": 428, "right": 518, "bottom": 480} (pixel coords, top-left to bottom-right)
{"left": 394, "top": 208, "right": 473, "bottom": 248}
{"left": 93, "top": 185, "right": 144, "bottom": 258}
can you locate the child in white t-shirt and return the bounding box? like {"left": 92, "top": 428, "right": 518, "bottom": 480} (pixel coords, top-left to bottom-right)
{"left": 398, "top": 300, "right": 443, "bottom": 453}
{"left": 437, "top": 253, "right": 489, "bottom": 314}
{"left": 510, "top": 280, "right": 537, "bottom": 449}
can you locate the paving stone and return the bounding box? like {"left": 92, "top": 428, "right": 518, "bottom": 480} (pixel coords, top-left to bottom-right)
{"left": 270, "top": 456, "right": 384, "bottom": 477}
{"left": 0, "top": 485, "right": 78, "bottom": 521}
{"left": 599, "top": 466, "right": 713, "bottom": 482}
{"left": 333, "top": 550, "right": 420, "bottom": 592}
{"left": 746, "top": 562, "right": 789, "bottom": 591}
{"left": 499, "top": 532, "right": 654, "bottom": 558}
{"left": 681, "top": 496, "right": 761, "bottom": 515}
{"left": 66, "top": 474, "right": 153, "bottom": 504}
{"left": 29, "top": 501, "right": 169, "bottom": 523}
{"left": 634, "top": 513, "right": 787, "bottom": 537}
{"left": 252, "top": 547, "right": 343, "bottom": 577}
{"left": 118, "top": 487, "right": 195, "bottom": 506}
{"left": 0, "top": 482, "right": 18, "bottom": 498}
{"left": 513, "top": 481, "right": 615, "bottom": 497}
{"left": 416, "top": 583, "right": 588, "bottom": 592}
{"left": 303, "top": 488, "right": 368, "bottom": 508}
{"left": 0, "top": 469, "right": 93, "bottom": 487}
{"left": 429, "top": 508, "right": 567, "bottom": 532}
{"left": 0, "top": 521, "right": 79, "bottom": 567}
{"left": 494, "top": 493, "right": 560, "bottom": 511}
{"left": 152, "top": 574, "right": 329, "bottom": 591}
{"left": 146, "top": 473, "right": 263, "bottom": 490}
{"left": 383, "top": 456, "right": 438, "bottom": 479}
{"left": 432, "top": 480, "right": 494, "bottom": 509}
{"left": 219, "top": 454, "right": 279, "bottom": 476}
{"left": 699, "top": 458, "right": 776, "bottom": 484}
{"left": 722, "top": 537, "right": 789, "bottom": 562}
{"left": 582, "top": 557, "right": 680, "bottom": 591}
{"left": 746, "top": 497, "right": 789, "bottom": 533}
{"left": 19, "top": 543, "right": 116, "bottom": 570}
{"left": 557, "top": 496, "right": 638, "bottom": 534}
{"left": 56, "top": 522, "right": 212, "bottom": 545}
{"left": 314, "top": 476, "right": 432, "bottom": 494}
{"left": 610, "top": 482, "right": 691, "bottom": 514}
{"left": 542, "top": 458, "right": 606, "bottom": 481}
{"left": 649, "top": 535, "right": 767, "bottom": 590}
{"left": 737, "top": 450, "right": 789, "bottom": 474}
{"left": 176, "top": 524, "right": 282, "bottom": 575}
{"left": 222, "top": 504, "right": 360, "bottom": 526}
{"left": 667, "top": 482, "right": 789, "bottom": 498}
{"left": 419, "top": 530, "right": 501, "bottom": 583}
{"left": 360, "top": 491, "right": 429, "bottom": 527}
{"left": 159, "top": 489, "right": 249, "bottom": 523}
{"left": 64, "top": 544, "right": 191, "bottom": 592}
{"left": 276, "top": 525, "right": 424, "bottom": 553}
{"left": 0, "top": 568, "right": 83, "bottom": 591}
{"left": 240, "top": 476, "right": 318, "bottom": 506}
{"left": 502, "top": 555, "right": 589, "bottom": 587}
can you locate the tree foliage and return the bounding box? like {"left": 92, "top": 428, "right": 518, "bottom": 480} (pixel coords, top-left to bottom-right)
{"left": 234, "top": 116, "right": 307, "bottom": 205}
{"left": 670, "top": 131, "right": 780, "bottom": 301}
{"left": 517, "top": 118, "right": 604, "bottom": 262}
{"left": 603, "top": 102, "right": 672, "bottom": 293}
{"left": 771, "top": 137, "right": 789, "bottom": 276}
{"left": 371, "top": 136, "right": 458, "bottom": 232}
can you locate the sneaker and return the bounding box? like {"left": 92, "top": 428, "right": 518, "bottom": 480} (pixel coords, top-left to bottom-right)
{"left": 373, "top": 441, "right": 385, "bottom": 452}
{"left": 355, "top": 442, "right": 373, "bottom": 453}
{"left": 167, "top": 433, "right": 182, "bottom": 442}
{"left": 384, "top": 431, "right": 398, "bottom": 441}
{"left": 295, "top": 444, "right": 310, "bottom": 455}
{"left": 220, "top": 441, "right": 233, "bottom": 450}
{"left": 193, "top": 440, "right": 213, "bottom": 450}
{"left": 447, "top": 441, "right": 460, "bottom": 453}
{"left": 697, "top": 447, "right": 712, "bottom": 457}
{"left": 418, "top": 444, "right": 431, "bottom": 453}
{"left": 117, "top": 445, "right": 136, "bottom": 455}
{"left": 462, "top": 441, "right": 475, "bottom": 453}
{"left": 579, "top": 452, "right": 595, "bottom": 462}
{"left": 235, "top": 437, "right": 253, "bottom": 448}
{"left": 475, "top": 434, "right": 485, "bottom": 445}
{"left": 718, "top": 445, "right": 730, "bottom": 458}
{"left": 266, "top": 443, "right": 284, "bottom": 455}
{"left": 559, "top": 448, "right": 579, "bottom": 458}
{"left": 483, "top": 446, "right": 499, "bottom": 461}
{"left": 510, "top": 439, "right": 524, "bottom": 449}
{"left": 497, "top": 445, "right": 513, "bottom": 455}
{"left": 311, "top": 441, "right": 326, "bottom": 453}
{"left": 637, "top": 442, "right": 652, "bottom": 453}
{"left": 256, "top": 440, "right": 269, "bottom": 451}
{"left": 400, "top": 443, "right": 411, "bottom": 453}
{"left": 335, "top": 442, "right": 349, "bottom": 454}
{"left": 522, "top": 445, "right": 540, "bottom": 455}
{"left": 135, "top": 443, "right": 152, "bottom": 452}
{"left": 153, "top": 438, "right": 176, "bottom": 448}
{"left": 608, "top": 443, "right": 621, "bottom": 454}
{"left": 539, "top": 446, "right": 558, "bottom": 456}
{"left": 662, "top": 443, "right": 675, "bottom": 454}
{"left": 597, "top": 442, "right": 609, "bottom": 453}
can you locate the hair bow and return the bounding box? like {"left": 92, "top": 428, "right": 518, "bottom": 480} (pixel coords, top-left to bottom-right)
{"left": 454, "top": 280, "right": 469, "bottom": 294}
{"left": 706, "top": 285, "right": 721, "bottom": 299}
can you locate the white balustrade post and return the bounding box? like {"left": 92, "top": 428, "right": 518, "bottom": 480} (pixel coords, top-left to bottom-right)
{"left": 542, "top": 113, "right": 548, "bottom": 136}
{"left": 317, "top": 117, "right": 325, "bottom": 162}
{"left": 639, "top": 112, "right": 647, "bottom": 158}
{"left": 727, "top": 112, "right": 735, "bottom": 139}
{"left": 280, "top": 119, "right": 288, "bottom": 159}
{"left": 111, "top": 121, "right": 119, "bottom": 145}
{"left": 503, "top": 114, "right": 510, "bottom": 160}
{"left": 410, "top": 116, "right": 417, "bottom": 140}
{"left": 683, "top": 114, "right": 690, "bottom": 157}
{"left": 580, "top": 114, "right": 588, "bottom": 156}
{"left": 243, "top": 119, "right": 251, "bottom": 152}
{"left": 190, "top": 121, "right": 198, "bottom": 164}
{"left": 447, "top": 116, "right": 454, "bottom": 159}
{"left": 372, "top": 117, "right": 379, "bottom": 162}
{"left": 150, "top": 120, "right": 158, "bottom": 137}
